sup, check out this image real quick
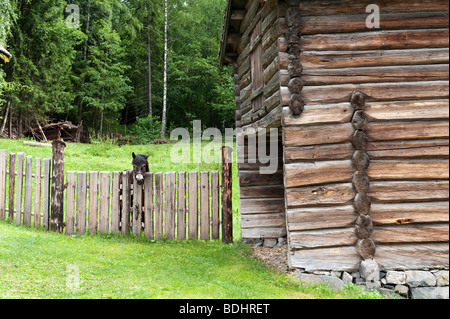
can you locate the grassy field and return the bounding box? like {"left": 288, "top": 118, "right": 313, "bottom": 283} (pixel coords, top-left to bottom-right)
{"left": 0, "top": 138, "right": 384, "bottom": 299}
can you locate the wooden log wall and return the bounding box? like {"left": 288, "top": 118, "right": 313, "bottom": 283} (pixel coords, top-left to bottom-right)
{"left": 281, "top": 0, "right": 449, "bottom": 272}
{"left": 0, "top": 149, "right": 228, "bottom": 241}
{"left": 233, "top": 0, "right": 287, "bottom": 240}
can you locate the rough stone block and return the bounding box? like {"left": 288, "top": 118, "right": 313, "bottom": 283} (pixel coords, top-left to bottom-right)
{"left": 386, "top": 271, "right": 406, "bottom": 285}
{"left": 411, "top": 286, "right": 449, "bottom": 299}
{"left": 406, "top": 270, "right": 437, "bottom": 288}
{"left": 360, "top": 259, "right": 380, "bottom": 281}
{"left": 434, "top": 270, "right": 449, "bottom": 286}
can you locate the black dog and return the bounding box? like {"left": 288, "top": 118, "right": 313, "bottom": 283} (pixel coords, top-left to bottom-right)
{"left": 132, "top": 152, "right": 150, "bottom": 185}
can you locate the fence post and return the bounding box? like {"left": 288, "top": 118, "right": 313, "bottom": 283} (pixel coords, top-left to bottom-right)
{"left": 221, "top": 146, "right": 233, "bottom": 243}
{"left": 51, "top": 140, "right": 66, "bottom": 232}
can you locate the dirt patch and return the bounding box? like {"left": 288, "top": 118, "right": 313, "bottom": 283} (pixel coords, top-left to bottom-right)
{"left": 251, "top": 245, "right": 289, "bottom": 273}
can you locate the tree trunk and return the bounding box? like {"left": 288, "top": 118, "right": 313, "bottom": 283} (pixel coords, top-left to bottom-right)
{"left": 161, "top": 0, "right": 168, "bottom": 138}
{"left": 0, "top": 101, "right": 10, "bottom": 135}
{"left": 148, "top": 12, "right": 153, "bottom": 117}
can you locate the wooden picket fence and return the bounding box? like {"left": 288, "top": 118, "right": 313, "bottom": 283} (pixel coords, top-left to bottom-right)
{"left": 0, "top": 146, "right": 233, "bottom": 241}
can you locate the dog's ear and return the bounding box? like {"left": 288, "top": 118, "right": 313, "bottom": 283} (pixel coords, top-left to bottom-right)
{"left": 145, "top": 155, "right": 150, "bottom": 159}
{"left": 132, "top": 152, "right": 136, "bottom": 159}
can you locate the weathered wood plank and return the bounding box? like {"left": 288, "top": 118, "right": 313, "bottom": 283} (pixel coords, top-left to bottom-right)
{"left": 289, "top": 246, "right": 360, "bottom": 272}
{"left": 0, "top": 150, "right": 7, "bottom": 220}
{"left": 284, "top": 123, "right": 354, "bottom": 147}
{"left": 301, "top": 29, "right": 449, "bottom": 51}
{"left": 367, "top": 139, "right": 449, "bottom": 159}
{"left": 88, "top": 171, "right": 99, "bottom": 234}
{"left": 241, "top": 227, "right": 287, "bottom": 239}
{"left": 8, "top": 153, "right": 15, "bottom": 222}
{"left": 369, "top": 181, "right": 449, "bottom": 203}
{"left": 188, "top": 172, "right": 198, "bottom": 240}
{"left": 287, "top": 205, "right": 356, "bottom": 231}
{"left": 367, "top": 121, "right": 449, "bottom": 142}
{"left": 154, "top": 172, "right": 164, "bottom": 240}
{"left": 110, "top": 172, "right": 121, "bottom": 234}
{"left": 165, "top": 172, "right": 176, "bottom": 240}
{"left": 132, "top": 176, "right": 143, "bottom": 237}
{"left": 298, "top": 0, "right": 449, "bottom": 16}
{"left": 121, "top": 171, "right": 130, "bottom": 235}
{"left": 76, "top": 171, "right": 87, "bottom": 235}
{"left": 367, "top": 160, "right": 449, "bottom": 180}
{"left": 34, "top": 158, "right": 41, "bottom": 227}
{"left": 15, "top": 152, "right": 24, "bottom": 225}
{"left": 300, "top": 48, "right": 449, "bottom": 69}
{"left": 373, "top": 224, "right": 448, "bottom": 244}
{"left": 286, "top": 183, "right": 355, "bottom": 208}
{"left": 42, "top": 158, "right": 51, "bottom": 230}
{"left": 282, "top": 103, "right": 353, "bottom": 126}
{"left": 144, "top": 172, "right": 154, "bottom": 240}
{"left": 300, "top": 11, "right": 449, "bottom": 35}
{"left": 65, "top": 171, "right": 76, "bottom": 236}
{"left": 200, "top": 171, "right": 210, "bottom": 240}
{"left": 211, "top": 171, "right": 220, "bottom": 240}
{"left": 241, "top": 212, "right": 285, "bottom": 229}
{"left": 285, "top": 160, "right": 353, "bottom": 188}
{"left": 365, "top": 100, "right": 449, "bottom": 121}
{"left": 240, "top": 198, "right": 285, "bottom": 214}
{"left": 371, "top": 201, "right": 449, "bottom": 226}
{"left": 301, "top": 64, "right": 449, "bottom": 85}
{"left": 301, "top": 81, "right": 449, "bottom": 105}
{"left": 177, "top": 172, "right": 186, "bottom": 240}
{"left": 375, "top": 243, "right": 449, "bottom": 271}
{"left": 23, "top": 156, "right": 33, "bottom": 226}
{"left": 290, "top": 228, "right": 358, "bottom": 249}
{"left": 99, "top": 172, "right": 110, "bottom": 234}
{"left": 239, "top": 169, "right": 284, "bottom": 187}
{"left": 239, "top": 185, "right": 284, "bottom": 199}
{"left": 284, "top": 143, "right": 354, "bottom": 162}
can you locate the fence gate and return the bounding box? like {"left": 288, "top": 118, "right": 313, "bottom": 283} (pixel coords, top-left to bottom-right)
{"left": 0, "top": 145, "right": 233, "bottom": 242}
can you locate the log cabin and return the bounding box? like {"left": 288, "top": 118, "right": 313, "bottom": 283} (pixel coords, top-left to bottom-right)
{"left": 220, "top": 0, "right": 449, "bottom": 273}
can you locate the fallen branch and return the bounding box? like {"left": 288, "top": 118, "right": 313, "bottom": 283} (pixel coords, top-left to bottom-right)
{"left": 23, "top": 141, "right": 52, "bottom": 147}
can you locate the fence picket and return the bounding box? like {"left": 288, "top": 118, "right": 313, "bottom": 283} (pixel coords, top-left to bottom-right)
{"left": 76, "top": 171, "right": 87, "bottom": 235}
{"left": 42, "top": 158, "right": 51, "bottom": 230}
{"left": 121, "top": 171, "right": 130, "bottom": 235}
{"left": 177, "top": 172, "right": 186, "bottom": 240}
{"left": 65, "top": 171, "right": 76, "bottom": 236}
{"left": 144, "top": 172, "right": 154, "bottom": 239}
{"left": 188, "top": 171, "right": 198, "bottom": 240}
{"left": 99, "top": 172, "right": 110, "bottom": 234}
{"left": 88, "top": 171, "right": 99, "bottom": 234}
{"left": 154, "top": 172, "right": 163, "bottom": 240}
{"left": 211, "top": 171, "right": 220, "bottom": 240}
{"left": 23, "top": 156, "right": 33, "bottom": 226}
{"left": 8, "top": 153, "right": 16, "bottom": 222}
{"left": 132, "top": 176, "right": 143, "bottom": 236}
{"left": 15, "top": 152, "right": 24, "bottom": 225}
{"left": 165, "top": 172, "right": 176, "bottom": 240}
{"left": 34, "top": 158, "right": 41, "bottom": 227}
{"left": 0, "top": 150, "right": 7, "bottom": 219}
{"left": 200, "top": 171, "right": 210, "bottom": 240}
{"left": 111, "top": 171, "right": 121, "bottom": 234}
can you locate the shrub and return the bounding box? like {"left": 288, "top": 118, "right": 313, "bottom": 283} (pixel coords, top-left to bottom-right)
{"left": 133, "top": 115, "right": 162, "bottom": 143}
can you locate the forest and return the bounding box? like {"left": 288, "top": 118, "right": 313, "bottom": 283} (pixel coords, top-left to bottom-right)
{"left": 0, "top": 0, "right": 235, "bottom": 143}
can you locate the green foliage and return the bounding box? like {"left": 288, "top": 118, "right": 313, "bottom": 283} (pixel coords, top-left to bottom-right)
{"left": 133, "top": 115, "right": 163, "bottom": 143}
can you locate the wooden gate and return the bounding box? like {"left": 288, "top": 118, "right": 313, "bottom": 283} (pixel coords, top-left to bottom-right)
{"left": 0, "top": 145, "right": 233, "bottom": 242}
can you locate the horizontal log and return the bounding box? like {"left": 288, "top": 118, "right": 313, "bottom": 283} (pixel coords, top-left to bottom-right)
{"left": 367, "top": 139, "right": 449, "bottom": 159}
{"left": 371, "top": 201, "right": 449, "bottom": 226}
{"left": 241, "top": 198, "right": 285, "bottom": 214}
{"left": 301, "top": 64, "right": 449, "bottom": 85}
{"left": 297, "top": 0, "right": 450, "bottom": 16}
{"left": 241, "top": 212, "right": 286, "bottom": 229}
{"left": 375, "top": 243, "right": 449, "bottom": 271}
{"left": 373, "top": 224, "right": 449, "bottom": 244}
{"left": 301, "top": 81, "right": 449, "bottom": 105}
{"left": 285, "top": 160, "right": 353, "bottom": 188}
{"left": 290, "top": 228, "right": 357, "bottom": 249}
{"left": 365, "top": 100, "right": 449, "bottom": 121}
{"left": 301, "top": 29, "right": 449, "bottom": 51}
{"left": 300, "top": 48, "right": 449, "bottom": 70}
{"left": 287, "top": 205, "right": 356, "bottom": 231}
{"left": 284, "top": 123, "right": 354, "bottom": 147}
{"left": 367, "top": 159, "right": 449, "bottom": 180}
{"left": 284, "top": 143, "right": 354, "bottom": 162}
{"left": 286, "top": 183, "right": 355, "bottom": 207}
{"left": 239, "top": 185, "right": 284, "bottom": 199}
{"left": 367, "top": 121, "right": 449, "bottom": 142}
{"left": 282, "top": 103, "right": 353, "bottom": 126}
{"left": 242, "top": 227, "right": 287, "bottom": 239}
{"left": 289, "top": 246, "right": 360, "bottom": 272}
{"left": 369, "top": 180, "right": 449, "bottom": 203}
{"left": 239, "top": 169, "right": 284, "bottom": 187}
{"left": 299, "top": 11, "right": 449, "bottom": 35}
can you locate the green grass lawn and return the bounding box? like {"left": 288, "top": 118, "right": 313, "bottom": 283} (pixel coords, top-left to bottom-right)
{"left": 0, "top": 138, "right": 384, "bottom": 299}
